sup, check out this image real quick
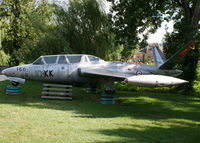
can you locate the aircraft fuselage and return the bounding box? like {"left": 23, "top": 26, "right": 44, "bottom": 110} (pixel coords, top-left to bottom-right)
{"left": 2, "top": 60, "right": 182, "bottom": 84}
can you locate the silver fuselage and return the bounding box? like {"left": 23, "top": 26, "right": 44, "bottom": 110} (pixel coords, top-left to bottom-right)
{"left": 3, "top": 60, "right": 182, "bottom": 84}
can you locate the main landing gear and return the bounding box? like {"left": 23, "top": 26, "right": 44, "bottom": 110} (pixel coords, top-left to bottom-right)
{"left": 86, "top": 80, "right": 117, "bottom": 104}
{"left": 101, "top": 80, "right": 116, "bottom": 104}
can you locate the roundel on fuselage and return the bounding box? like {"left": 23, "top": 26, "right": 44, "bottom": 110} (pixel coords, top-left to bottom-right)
{"left": 136, "top": 70, "right": 142, "bottom": 75}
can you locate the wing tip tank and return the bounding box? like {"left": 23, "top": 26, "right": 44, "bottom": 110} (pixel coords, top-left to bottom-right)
{"left": 125, "top": 75, "right": 188, "bottom": 87}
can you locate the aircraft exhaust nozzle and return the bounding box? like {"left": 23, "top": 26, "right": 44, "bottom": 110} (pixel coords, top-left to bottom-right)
{"left": 125, "top": 75, "right": 188, "bottom": 87}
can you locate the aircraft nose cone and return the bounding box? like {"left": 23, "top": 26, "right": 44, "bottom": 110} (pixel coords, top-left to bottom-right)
{"left": 1, "top": 68, "right": 16, "bottom": 76}
{"left": 1, "top": 69, "right": 6, "bottom": 75}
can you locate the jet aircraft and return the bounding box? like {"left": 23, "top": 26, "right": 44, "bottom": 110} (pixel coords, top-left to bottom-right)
{"left": 1, "top": 41, "right": 196, "bottom": 93}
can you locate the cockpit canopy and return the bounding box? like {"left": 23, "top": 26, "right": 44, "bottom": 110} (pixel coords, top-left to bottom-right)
{"left": 32, "top": 55, "right": 103, "bottom": 65}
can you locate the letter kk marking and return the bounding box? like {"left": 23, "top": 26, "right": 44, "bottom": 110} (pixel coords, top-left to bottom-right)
{"left": 44, "top": 70, "right": 54, "bottom": 77}
{"left": 49, "top": 70, "right": 53, "bottom": 77}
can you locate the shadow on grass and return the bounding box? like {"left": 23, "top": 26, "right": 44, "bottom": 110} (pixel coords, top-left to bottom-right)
{"left": 0, "top": 81, "right": 200, "bottom": 121}
{"left": 1, "top": 80, "right": 200, "bottom": 142}
{"left": 93, "top": 124, "right": 200, "bottom": 143}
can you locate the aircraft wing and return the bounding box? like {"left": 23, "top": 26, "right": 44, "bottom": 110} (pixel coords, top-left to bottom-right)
{"left": 80, "top": 68, "right": 188, "bottom": 86}
{"left": 0, "top": 75, "right": 25, "bottom": 84}
{"left": 159, "top": 41, "right": 196, "bottom": 70}
{"left": 80, "top": 68, "right": 132, "bottom": 79}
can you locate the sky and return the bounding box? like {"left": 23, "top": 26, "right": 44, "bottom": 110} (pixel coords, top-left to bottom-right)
{"left": 147, "top": 21, "right": 174, "bottom": 43}
{"left": 53, "top": 0, "right": 174, "bottom": 43}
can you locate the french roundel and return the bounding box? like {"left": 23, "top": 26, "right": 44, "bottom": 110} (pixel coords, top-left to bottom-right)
{"left": 136, "top": 70, "right": 142, "bottom": 75}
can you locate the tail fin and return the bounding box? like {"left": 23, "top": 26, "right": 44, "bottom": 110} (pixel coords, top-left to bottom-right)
{"left": 152, "top": 46, "right": 166, "bottom": 67}
{"left": 159, "top": 41, "right": 196, "bottom": 70}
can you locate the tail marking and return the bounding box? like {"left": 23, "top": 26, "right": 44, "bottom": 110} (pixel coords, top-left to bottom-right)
{"left": 180, "top": 42, "right": 195, "bottom": 55}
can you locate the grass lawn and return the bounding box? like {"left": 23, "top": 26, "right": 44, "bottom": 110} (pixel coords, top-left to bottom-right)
{"left": 0, "top": 80, "right": 200, "bottom": 143}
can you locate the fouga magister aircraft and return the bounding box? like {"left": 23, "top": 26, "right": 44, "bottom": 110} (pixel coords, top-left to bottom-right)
{"left": 1, "top": 41, "right": 196, "bottom": 93}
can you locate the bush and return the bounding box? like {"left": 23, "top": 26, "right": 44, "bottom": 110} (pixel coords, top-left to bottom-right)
{"left": 114, "top": 81, "right": 137, "bottom": 91}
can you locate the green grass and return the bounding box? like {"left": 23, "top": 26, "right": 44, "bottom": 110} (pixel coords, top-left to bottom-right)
{"left": 0, "top": 81, "right": 200, "bottom": 143}
{"left": 194, "top": 65, "right": 200, "bottom": 94}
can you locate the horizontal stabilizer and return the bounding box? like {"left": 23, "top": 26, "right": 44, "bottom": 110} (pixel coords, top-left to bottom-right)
{"left": 159, "top": 41, "right": 196, "bottom": 70}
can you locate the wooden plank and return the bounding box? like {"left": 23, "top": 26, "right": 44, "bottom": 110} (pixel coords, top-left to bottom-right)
{"left": 41, "top": 96, "right": 72, "bottom": 100}
{"left": 42, "top": 91, "right": 72, "bottom": 96}
{"left": 44, "top": 83, "right": 72, "bottom": 88}
{"left": 43, "top": 88, "right": 72, "bottom": 92}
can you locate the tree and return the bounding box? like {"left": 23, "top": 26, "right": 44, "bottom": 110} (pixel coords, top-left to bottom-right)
{"left": 1, "top": 0, "right": 30, "bottom": 65}
{"left": 1, "top": 0, "right": 54, "bottom": 65}
{"left": 53, "top": 0, "right": 121, "bottom": 60}
{"left": 107, "top": 0, "right": 167, "bottom": 58}
{"left": 163, "top": 1, "right": 200, "bottom": 89}
{"left": 107, "top": 0, "right": 200, "bottom": 89}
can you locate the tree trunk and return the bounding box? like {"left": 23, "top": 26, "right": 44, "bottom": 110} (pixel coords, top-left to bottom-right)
{"left": 178, "top": 0, "right": 200, "bottom": 90}
{"left": 181, "top": 23, "right": 199, "bottom": 90}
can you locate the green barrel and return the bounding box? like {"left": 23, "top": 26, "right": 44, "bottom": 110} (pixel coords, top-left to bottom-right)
{"left": 86, "top": 88, "right": 98, "bottom": 94}
{"left": 6, "top": 85, "right": 21, "bottom": 95}
{"left": 7, "top": 85, "right": 21, "bottom": 90}
{"left": 100, "top": 91, "right": 116, "bottom": 104}
{"left": 101, "top": 99, "right": 115, "bottom": 104}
